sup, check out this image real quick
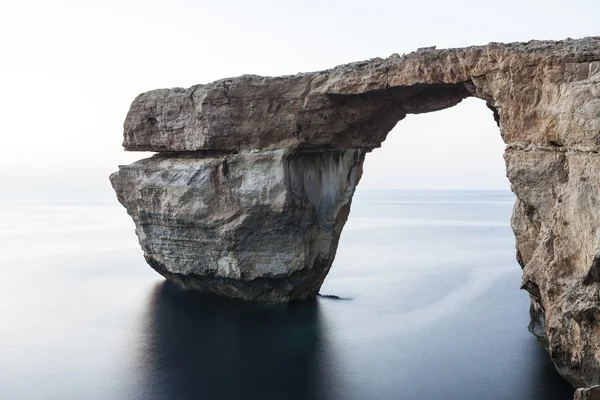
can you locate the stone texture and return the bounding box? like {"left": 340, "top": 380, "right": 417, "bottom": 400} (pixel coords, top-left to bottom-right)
{"left": 576, "top": 386, "right": 600, "bottom": 400}
{"left": 111, "top": 149, "right": 364, "bottom": 302}
{"left": 111, "top": 37, "right": 600, "bottom": 395}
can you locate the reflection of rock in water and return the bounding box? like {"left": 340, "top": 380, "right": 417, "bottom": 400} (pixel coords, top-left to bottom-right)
{"left": 528, "top": 341, "right": 574, "bottom": 400}
{"left": 136, "top": 282, "right": 334, "bottom": 400}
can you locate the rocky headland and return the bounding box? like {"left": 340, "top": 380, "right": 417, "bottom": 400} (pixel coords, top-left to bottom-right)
{"left": 111, "top": 37, "right": 600, "bottom": 395}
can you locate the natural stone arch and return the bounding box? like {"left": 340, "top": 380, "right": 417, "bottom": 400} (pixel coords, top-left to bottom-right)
{"left": 111, "top": 38, "right": 600, "bottom": 394}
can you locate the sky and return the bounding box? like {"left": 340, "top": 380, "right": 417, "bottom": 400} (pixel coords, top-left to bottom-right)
{"left": 1, "top": 0, "right": 598, "bottom": 191}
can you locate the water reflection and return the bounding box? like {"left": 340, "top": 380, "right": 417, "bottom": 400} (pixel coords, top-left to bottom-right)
{"left": 0, "top": 190, "right": 573, "bottom": 400}
{"left": 137, "top": 282, "right": 334, "bottom": 400}
{"left": 528, "top": 342, "right": 574, "bottom": 400}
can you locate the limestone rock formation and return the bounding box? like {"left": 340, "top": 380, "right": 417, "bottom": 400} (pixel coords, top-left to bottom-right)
{"left": 112, "top": 149, "right": 364, "bottom": 302}
{"left": 576, "top": 386, "right": 600, "bottom": 400}
{"left": 111, "top": 37, "right": 600, "bottom": 394}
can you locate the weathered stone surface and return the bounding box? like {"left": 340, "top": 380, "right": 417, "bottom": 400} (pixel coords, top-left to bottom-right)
{"left": 111, "top": 149, "right": 364, "bottom": 302}
{"left": 123, "top": 38, "right": 600, "bottom": 152}
{"left": 575, "top": 386, "right": 600, "bottom": 400}
{"left": 112, "top": 37, "right": 600, "bottom": 396}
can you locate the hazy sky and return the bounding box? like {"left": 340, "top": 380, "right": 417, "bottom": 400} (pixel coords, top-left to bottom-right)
{"left": 1, "top": 0, "right": 598, "bottom": 191}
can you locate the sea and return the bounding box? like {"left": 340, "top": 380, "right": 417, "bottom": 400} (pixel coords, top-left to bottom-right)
{"left": 0, "top": 188, "right": 574, "bottom": 400}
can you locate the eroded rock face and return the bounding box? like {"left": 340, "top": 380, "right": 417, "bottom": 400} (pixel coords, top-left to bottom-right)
{"left": 111, "top": 149, "right": 364, "bottom": 302}
{"left": 111, "top": 37, "right": 600, "bottom": 393}
{"left": 576, "top": 386, "right": 600, "bottom": 400}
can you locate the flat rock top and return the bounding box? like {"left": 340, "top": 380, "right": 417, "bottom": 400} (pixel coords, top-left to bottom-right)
{"left": 178, "top": 37, "right": 600, "bottom": 91}
{"left": 122, "top": 37, "right": 600, "bottom": 152}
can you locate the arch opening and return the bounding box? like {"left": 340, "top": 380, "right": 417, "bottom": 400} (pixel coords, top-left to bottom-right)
{"left": 317, "top": 98, "right": 574, "bottom": 397}
{"left": 359, "top": 97, "right": 507, "bottom": 190}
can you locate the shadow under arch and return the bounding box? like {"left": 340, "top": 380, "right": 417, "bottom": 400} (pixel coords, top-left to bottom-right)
{"left": 135, "top": 282, "right": 336, "bottom": 400}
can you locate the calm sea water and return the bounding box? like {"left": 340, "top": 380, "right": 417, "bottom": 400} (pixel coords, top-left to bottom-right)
{"left": 0, "top": 189, "right": 574, "bottom": 400}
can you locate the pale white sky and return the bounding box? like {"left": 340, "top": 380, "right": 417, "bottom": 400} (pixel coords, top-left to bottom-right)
{"left": 1, "top": 0, "right": 597, "bottom": 191}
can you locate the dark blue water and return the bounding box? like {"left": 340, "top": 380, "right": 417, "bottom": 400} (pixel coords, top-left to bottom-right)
{"left": 0, "top": 190, "right": 573, "bottom": 399}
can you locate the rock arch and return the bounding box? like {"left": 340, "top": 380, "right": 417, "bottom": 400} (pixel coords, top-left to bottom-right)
{"left": 111, "top": 38, "right": 600, "bottom": 393}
